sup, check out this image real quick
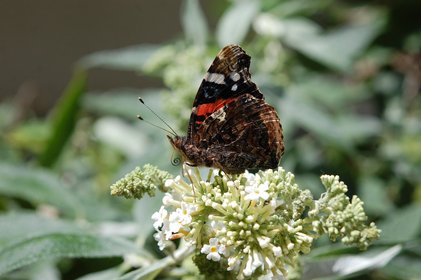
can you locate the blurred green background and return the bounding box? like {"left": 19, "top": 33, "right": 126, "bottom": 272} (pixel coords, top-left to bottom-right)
{"left": 0, "top": 0, "right": 420, "bottom": 279}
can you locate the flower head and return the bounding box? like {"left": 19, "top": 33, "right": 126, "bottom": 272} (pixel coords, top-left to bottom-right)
{"left": 111, "top": 164, "right": 380, "bottom": 279}
{"left": 110, "top": 164, "right": 172, "bottom": 199}
{"left": 151, "top": 165, "right": 354, "bottom": 279}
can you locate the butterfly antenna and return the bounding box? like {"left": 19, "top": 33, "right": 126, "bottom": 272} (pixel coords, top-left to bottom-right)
{"left": 138, "top": 97, "right": 178, "bottom": 136}
{"left": 137, "top": 115, "right": 176, "bottom": 136}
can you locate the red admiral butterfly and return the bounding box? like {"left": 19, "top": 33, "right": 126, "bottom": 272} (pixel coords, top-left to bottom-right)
{"left": 168, "top": 45, "right": 284, "bottom": 174}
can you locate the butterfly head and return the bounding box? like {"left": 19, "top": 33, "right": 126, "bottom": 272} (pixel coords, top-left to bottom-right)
{"left": 167, "top": 135, "right": 187, "bottom": 160}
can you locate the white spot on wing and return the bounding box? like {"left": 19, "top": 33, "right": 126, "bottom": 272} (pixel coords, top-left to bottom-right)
{"left": 230, "top": 72, "right": 241, "bottom": 82}
{"left": 211, "top": 108, "right": 227, "bottom": 123}
{"left": 204, "top": 72, "right": 225, "bottom": 84}
{"left": 215, "top": 110, "right": 226, "bottom": 123}
{"left": 231, "top": 84, "right": 238, "bottom": 91}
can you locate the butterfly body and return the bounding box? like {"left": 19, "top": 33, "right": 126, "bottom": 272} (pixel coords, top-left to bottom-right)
{"left": 168, "top": 45, "right": 284, "bottom": 174}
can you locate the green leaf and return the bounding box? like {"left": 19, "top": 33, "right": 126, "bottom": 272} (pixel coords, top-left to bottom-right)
{"left": 304, "top": 245, "right": 401, "bottom": 279}
{"left": 334, "top": 115, "right": 382, "bottom": 142}
{"left": 78, "top": 44, "right": 160, "bottom": 71}
{"left": 39, "top": 70, "right": 86, "bottom": 167}
{"left": 117, "top": 258, "right": 169, "bottom": 280}
{"left": 6, "top": 261, "right": 60, "bottom": 280}
{"left": 285, "top": 21, "right": 384, "bottom": 71}
{"left": 0, "top": 164, "right": 83, "bottom": 217}
{"left": 380, "top": 253, "right": 421, "bottom": 280}
{"left": 378, "top": 204, "right": 421, "bottom": 243}
{"left": 280, "top": 96, "right": 346, "bottom": 147}
{"left": 181, "top": 0, "right": 208, "bottom": 46}
{"left": 254, "top": 15, "right": 321, "bottom": 39}
{"left": 358, "top": 177, "right": 394, "bottom": 216}
{"left": 286, "top": 76, "right": 367, "bottom": 109}
{"left": 0, "top": 213, "right": 83, "bottom": 247}
{"left": 76, "top": 268, "right": 121, "bottom": 280}
{"left": 6, "top": 119, "right": 50, "bottom": 154}
{"left": 280, "top": 94, "right": 382, "bottom": 149}
{"left": 330, "top": 246, "right": 401, "bottom": 276}
{"left": 118, "top": 246, "right": 194, "bottom": 280}
{"left": 0, "top": 233, "right": 137, "bottom": 276}
{"left": 216, "top": 0, "right": 259, "bottom": 46}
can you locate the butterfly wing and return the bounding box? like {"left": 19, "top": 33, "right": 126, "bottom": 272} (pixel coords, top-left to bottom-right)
{"left": 188, "top": 45, "right": 263, "bottom": 141}
{"left": 173, "top": 44, "right": 284, "bottom": 173}
{"left": 196, "top": 94, "right": 284, "bottom": 173}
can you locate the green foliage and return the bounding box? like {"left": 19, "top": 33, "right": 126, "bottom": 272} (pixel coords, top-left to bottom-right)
{"left": 1, "top": 0, "right": 420, "bottom": 279}
{"left": 0, "top": 213, "right": 138, "bottom": 276}
{"left": 39, "top": 70, "right": 87, "bottom": 167}
{"left": 0, "top": 164, "right": 83, "bottom": 218}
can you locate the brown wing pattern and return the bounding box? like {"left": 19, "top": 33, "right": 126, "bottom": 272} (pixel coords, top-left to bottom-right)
{"left": 196, "top": 94, "right": 284, "bottom": 173}
{"left": 188, "top": 45, "right": 263, "bottom": 138}
{"left": 168, "top": 45, "right": 284, "bottom": 174}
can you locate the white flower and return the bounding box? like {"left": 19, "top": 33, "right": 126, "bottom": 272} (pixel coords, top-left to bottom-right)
{"left": 154, "top": 231, "right": 167, "bottom": 250}
{"left": 243, "top": 254, "right": 254, "bottom": 276}
{"left": 210, "top": 219, "right": 226, "bottom": 232}
{"left": 179, "top": 202, "right": 197, "bottom": 221}
{"left": 272, "top": 246, "right": 282, "bottom": 257}
{"left": 257, "top": 236, "right": 271, "bottom": 248}
{"left": 201, "top": 238, "right": 226, "bottom": 261}
{"left": 245, "top": 181, "right": 270, "bottom": 201}
{"left": 151, "top": 206, "right": 168, "bottom": 230}
{"left": 168, "top": 211, "right": 183, "bottom": 233}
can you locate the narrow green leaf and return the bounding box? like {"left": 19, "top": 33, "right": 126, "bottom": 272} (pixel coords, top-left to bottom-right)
{"left": 280, "top": 94, "right": 381, "bottom": 149}
{"left": 378, "top": 204, "right": 421, "bottom": 243}
{"left": 78, "top": 45, "right": 160, "bottom": 71}
{"left": 286, "top": 76, "right": 367, "bottom": 109}
{"left": 304, "top": 246, "right": 401, "bottom": 279}
{"left": 5, "top": 261, "right": 60, "bottom": 280}
{"left": 331, "top": 246, "right": 401, "bottom": 276}
{"left": 39, "top": 70, "right": 86, "bottom": 167}
{"left": 0, "top": 233, "right": 137, "bottom": 276}
{"left": 76, "top": 268, "right": 121, "bottom": 280}
{"left": 358, "top": 177, "right": 394, "bottom": 216}
{"left": 6, "top": 120, "right": 50, "bottom": 154}
{"left": 216, "top": 0, "right": 259, "bottom": 46}
{"left": 0, "top": 165, "right": 83, "bottom": 217}
{"left": 0, "top": 213, "right": 83, "bottom": 247}
{"left": 118, "top": 258, "right": 169, "bottom": 280}
{"left": 181, "top": 0, "right": 208, "bottom": 45}
{"left": 280, "top": 96, "right": 346, "bottom": 146}
{"left": 286, "top": 21, "right": 384, "bottom": 71}
{"left": 254, "top": 15, "right": 321, "bottom": 39}
{"left": 118, "top": 246, "right": 194, "bottom": 280}
{"left": 380, "top": 253, "right": 421, "bottom": 280}
{"left": 335, "top": 115, "right": 382, "bottom": 142}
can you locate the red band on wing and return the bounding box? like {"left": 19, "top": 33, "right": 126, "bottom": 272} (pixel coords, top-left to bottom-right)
{"left": 196, "top": 97, "right": 237, "bottom": 119}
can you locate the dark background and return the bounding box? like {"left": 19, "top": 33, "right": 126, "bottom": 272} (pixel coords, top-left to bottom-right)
{"left": 0, "top": 0, "right": 183, "bottom": 113}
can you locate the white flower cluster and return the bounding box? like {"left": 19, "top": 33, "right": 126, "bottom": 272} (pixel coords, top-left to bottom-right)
{"left": 151, "top": 166, "right": 316, "bottom": 279}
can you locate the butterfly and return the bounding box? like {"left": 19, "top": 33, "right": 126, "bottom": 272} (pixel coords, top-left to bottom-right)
{"left": 168, "top": 45, "right": 284, "bottom": 174}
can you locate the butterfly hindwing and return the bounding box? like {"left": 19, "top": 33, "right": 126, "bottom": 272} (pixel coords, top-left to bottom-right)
{"left": 195, "top": 94, "right": 284, "bottom": 173}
